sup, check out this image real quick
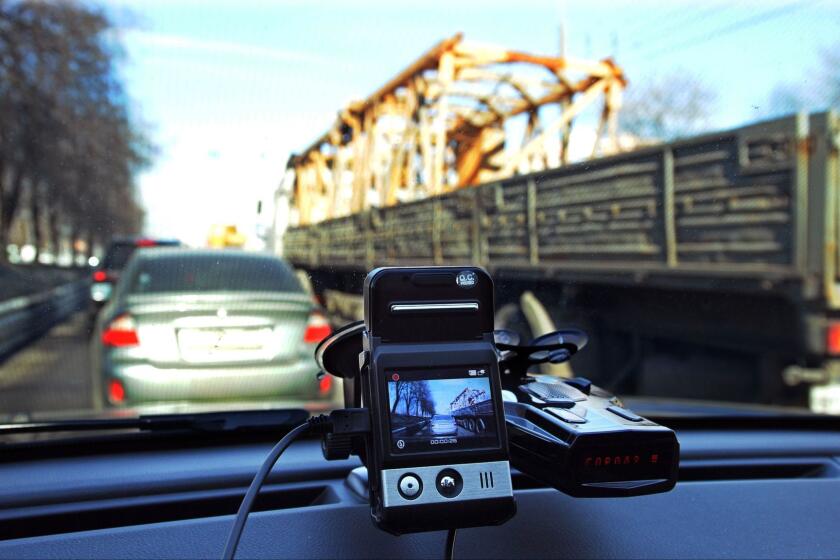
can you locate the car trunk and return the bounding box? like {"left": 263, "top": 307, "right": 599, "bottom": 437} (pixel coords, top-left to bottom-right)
{"left": 124, "top": 292, "right": 313, "bottom": 365}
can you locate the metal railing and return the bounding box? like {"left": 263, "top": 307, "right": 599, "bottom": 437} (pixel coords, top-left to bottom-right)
{"left": 0, "top": 280, "right": 89, "bottom": 360}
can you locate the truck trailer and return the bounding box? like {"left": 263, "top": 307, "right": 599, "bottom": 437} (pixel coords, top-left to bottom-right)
{"left": 283, "top": 112, "right": 840, "bottom": 411}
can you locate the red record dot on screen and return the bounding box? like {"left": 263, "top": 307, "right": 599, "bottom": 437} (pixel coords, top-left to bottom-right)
{"left": 391, "top": 373, "right": 400, "bottom": 381}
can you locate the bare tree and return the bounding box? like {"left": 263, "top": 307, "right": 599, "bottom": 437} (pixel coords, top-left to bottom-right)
{"left": 398, "top": 381, "right": 434, "bottom": 418}
{"left": 0, "top": 0, "right": 150, "bottom": 260}
{"left": 763, "top": 41, "right": 840, "bottom": 120}
{"left": 620, "top": 71, "right": 717, "bottom": 142}
{"left": 391, "top": 379, "right": 407, "bottom": 414}
{"left": 417, "top": 382, "right": 434, "bottom": 418}
{"left": 766, "top": 82, "right": 809, "bottom": 118}
{"left": 406, "top": 383, "right": 421, "bottom": 417}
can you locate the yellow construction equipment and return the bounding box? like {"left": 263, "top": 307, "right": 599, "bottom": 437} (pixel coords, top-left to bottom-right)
{"left": 286, "top": 33, "right": 626, "bottom": 226}
{"left": 207, "top": 224, "right": 246, "bottom": 249}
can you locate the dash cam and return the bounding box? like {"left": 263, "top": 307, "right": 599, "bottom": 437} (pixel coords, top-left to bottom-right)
{"left": 313, "top": 266, "right": 679, "bottom": 537}
{"left": 360, "top": 267, "right": 515, "bottom": 534}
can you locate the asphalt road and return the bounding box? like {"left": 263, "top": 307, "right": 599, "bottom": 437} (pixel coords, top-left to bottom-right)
{"left": 0, "top": 312, "right": 93, "bottom": 419}
{"left": 0, "top": 311, "right": 343, "bottom": 420}
{"left": 394, "top": 422, "right": 476, "bottom": 446}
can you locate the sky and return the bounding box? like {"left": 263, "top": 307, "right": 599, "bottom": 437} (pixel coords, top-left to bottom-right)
{"left": 106, "top": 0, "right": 840, "bottom": 247}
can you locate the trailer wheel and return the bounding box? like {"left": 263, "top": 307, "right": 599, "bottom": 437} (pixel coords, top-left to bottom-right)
{"left": 496, "top": 294, "right": 575, "bottom": 377}
{"left": 477, "top": 418, "right": 487, "bottom": 433}
{"left": 494, "top": 302, "right": 534, "bottom": 342}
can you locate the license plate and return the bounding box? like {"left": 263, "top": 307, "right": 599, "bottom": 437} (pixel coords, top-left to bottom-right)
{"left": 810, "top": 383, "right": 840, "bottom": 414}
{"left": 178, "top": 327, "right": 273, "bottom": 362}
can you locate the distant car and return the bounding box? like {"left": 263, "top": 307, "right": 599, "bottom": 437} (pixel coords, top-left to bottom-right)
{"left": 430, "top": 414, "right": 458, "bottom": 436}
{"left": 89, "top": 249, "right": 333, "bottom": 409}
{"left": 89, "top": 237, "right": 181, "bottom": 320}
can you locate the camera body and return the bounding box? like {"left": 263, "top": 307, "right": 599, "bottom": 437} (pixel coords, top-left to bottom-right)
{"left": 360, "top": 267, "right": 516, "bottom": 534}
{"left": 314, "top": 266, "right": 680, "bottom": 536}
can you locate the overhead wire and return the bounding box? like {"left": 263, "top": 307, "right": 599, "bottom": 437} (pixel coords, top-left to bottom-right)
{"left": 619, "top": 4, "right": 700, "bottom": 46}
{"left": 633, "top": 1, "right": 811, "bottom": 61}
{"left": 621, "top": 1, "right": 736, "bottom": 57}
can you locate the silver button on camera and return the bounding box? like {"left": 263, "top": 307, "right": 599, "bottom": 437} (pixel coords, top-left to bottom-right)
{"left": 435, "top": 468, "right": 463, "bottom": 498}
{"left": 398, "top": 474, "right": 422, "bottom": 499}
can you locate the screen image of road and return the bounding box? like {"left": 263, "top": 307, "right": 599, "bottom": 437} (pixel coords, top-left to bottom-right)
{"left": 387, "top": 368, "right": 499, "bottom": 453}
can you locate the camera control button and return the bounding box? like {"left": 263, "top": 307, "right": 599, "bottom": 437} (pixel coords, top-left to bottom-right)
{"left": 607, "top": 406, "right": 644, "bottom": 422}
{"left": 563, "top": 377, "right": 592, "bottom": 395}
{"left": 520, "top": 382, "right": 584, "bottom": 407}
{"left": 435, "top": 468, "right": 463, "bottom": 498}
{"left": 546, "top": 407, "right": 587, "bottom": 424}
{"left": 398, "top": 474, "right": 422, "bottom": 499}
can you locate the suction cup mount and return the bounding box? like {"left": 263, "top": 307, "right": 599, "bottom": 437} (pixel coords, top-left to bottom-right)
{"left": 494, "top": 328, "right": 589, "bottom": 381}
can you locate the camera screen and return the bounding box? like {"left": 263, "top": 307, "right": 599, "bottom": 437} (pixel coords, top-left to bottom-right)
{"left": 387, "top": 366, "right": 499, "bottom": 454}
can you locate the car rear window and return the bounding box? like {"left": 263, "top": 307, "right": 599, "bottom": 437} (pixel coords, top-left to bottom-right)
{"left": 102, "top": 243, "right": 137, "bottom": 270}
{"left": 128, "top": 254, "right": 304, "bottom": 294}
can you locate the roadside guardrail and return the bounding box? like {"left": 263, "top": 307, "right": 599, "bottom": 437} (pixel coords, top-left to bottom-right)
{"left": 0, "top": 280, "right": 89, "bottom": 360}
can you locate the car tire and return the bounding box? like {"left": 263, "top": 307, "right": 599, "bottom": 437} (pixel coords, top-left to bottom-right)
{"left": 494, "top": 302, "right": 534, "bottom": 343}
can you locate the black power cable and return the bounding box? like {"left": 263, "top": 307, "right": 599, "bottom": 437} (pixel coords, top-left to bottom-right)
{"left": 445, "top": 528, "right": 457, "bottom": 560}
{"left": 221, "top": 421, "right": 310, "bottom": 560}
{"left": 221, "top": 409, "right": 370, "bottom": 560}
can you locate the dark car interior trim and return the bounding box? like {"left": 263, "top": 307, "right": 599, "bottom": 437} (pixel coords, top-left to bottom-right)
{"left": 1, "top": 423, "right": 840, "bottom": 558}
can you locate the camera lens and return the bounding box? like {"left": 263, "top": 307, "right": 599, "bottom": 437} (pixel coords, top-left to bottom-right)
{"left": 435, "top": 468, "right": 463, "bottom": 498}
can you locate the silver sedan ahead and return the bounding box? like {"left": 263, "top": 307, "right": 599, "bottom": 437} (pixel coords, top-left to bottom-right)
{"left": 430, "top": 414, "right": 458, "bottom": 436}
{"left": 90, "top": 249, "right": 334, "bottom": 409}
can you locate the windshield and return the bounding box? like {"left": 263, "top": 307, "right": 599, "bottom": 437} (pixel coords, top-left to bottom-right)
{"left": 1, "top": 0, "right": 839, "bottom": 431}
{"left": 102, "top": 244, "right": 138, "bottom": 271}
{"left": 127, "top": 252, "right": 303, "bottom": 294}
{"left": 102, "top": 240, "right": 180, "bottom": 271}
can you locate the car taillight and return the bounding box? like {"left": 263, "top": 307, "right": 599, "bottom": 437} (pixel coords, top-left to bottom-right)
{"left": 93, "top": 270, "right": 107, "bottom": 282}
{"left": 303, "top": 311, "right": 332, "bottom": 344}
{"left": 319, "top": 374, "right": 333, "bottom": 395}
{"left": 108, "top": 379, "right": 126, "bottom": 404}
{"left": 135, "top": 239, "right": 157, "bottom": 247}
{"left": 102, "top": 313, "right": 140, "bottom": 347}
{"left": 827, "top": 322, "right": 840, "bottom": 355}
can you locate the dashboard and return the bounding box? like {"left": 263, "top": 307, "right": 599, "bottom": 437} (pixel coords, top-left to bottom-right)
{"left": 0, "top": 425, "right": 839, "bottom": 558}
